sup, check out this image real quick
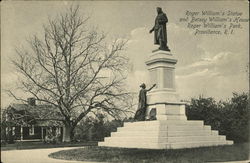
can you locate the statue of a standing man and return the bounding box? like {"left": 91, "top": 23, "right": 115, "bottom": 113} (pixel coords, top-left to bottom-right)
{"left": 149, "top": 7, "right": 170, "bottom": 51}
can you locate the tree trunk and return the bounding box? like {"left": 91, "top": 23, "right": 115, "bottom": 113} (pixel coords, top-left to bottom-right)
{"left": 62, "top": 123, "right": 72, "bottom": 142}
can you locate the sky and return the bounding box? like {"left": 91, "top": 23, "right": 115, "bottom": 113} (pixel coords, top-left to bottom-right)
{"left": 1, "top": 1, "right": 249, "bottom": 108}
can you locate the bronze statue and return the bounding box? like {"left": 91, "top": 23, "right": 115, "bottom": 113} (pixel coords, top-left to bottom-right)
{"left": 149, "top": 7, "right": 170, "bottom": 51}
{"left": 134, "top": 83, "right": 156, "bottom": 121}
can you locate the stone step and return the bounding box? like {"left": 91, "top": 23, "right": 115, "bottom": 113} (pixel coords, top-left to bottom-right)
{"left": 156, "top": 115, "right": 187, "bottom": 120}
{"left": 211, "top": 130, "right": 219, "bottom": 135}
{"left": 117, "top": 125, "right": 211, "bottom": 132}
{"left": 167, "top": 135, "right": 226, "bottom": 142}
{"left": 99, "top": 141, "right": 167, "bottom": 149}
{"left": 104, "top": 135, "right": 226, "bottom": 143}
{"left": 169, "top": 140, "right": 233, "bottom": 149}
{"left": 111, "top": 130, "right": 215, "bottom": 137}
{"left": 99, "top": 140, "right": 232, "bottom": 149}
{"left": 124, "top": 120, "right": 204, "bottom": 127}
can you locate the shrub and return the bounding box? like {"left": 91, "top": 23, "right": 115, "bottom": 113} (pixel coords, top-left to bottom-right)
{"left": 74, "top": 116, "right": 123, "bottom": 142}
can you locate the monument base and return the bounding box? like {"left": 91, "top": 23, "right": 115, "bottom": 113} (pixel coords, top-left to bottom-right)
{"left": 98, "top": 103, "right": 233, "bottom": 149}
{"left": 147, "top": 89, "right": 180, "bottom": 103}
{"left": 146, "top": 102, "right": 186, "bottom": 120}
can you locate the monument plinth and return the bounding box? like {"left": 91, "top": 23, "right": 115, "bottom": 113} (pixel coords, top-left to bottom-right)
{"left": 146, "top": 50, "right": 179, "bottom": 103}
{"left": 145, "top": 50, "right": 185, "bottom": 121}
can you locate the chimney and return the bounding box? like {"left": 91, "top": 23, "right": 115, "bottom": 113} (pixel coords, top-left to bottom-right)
{"left": 27, "top": 98, "right": 36, "bottom": 106}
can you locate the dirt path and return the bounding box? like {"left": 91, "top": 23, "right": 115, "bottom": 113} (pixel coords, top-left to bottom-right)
{"left": 1, "top": 147, "right": 100, "bottom": 163}
{"left": 2, "top": 147, "right": 248, "bottom": 163}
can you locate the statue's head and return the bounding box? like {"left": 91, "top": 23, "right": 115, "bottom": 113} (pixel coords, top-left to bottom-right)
{"left": 140, "top": 83, "right": 146, "bottom": 89}
{"left": 156, "top": 7, "right": 162, "bottom": 14}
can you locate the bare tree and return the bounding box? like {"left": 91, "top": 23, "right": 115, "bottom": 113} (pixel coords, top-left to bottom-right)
{"left": 10, "top": 6, "right": 133, "bottom": 142}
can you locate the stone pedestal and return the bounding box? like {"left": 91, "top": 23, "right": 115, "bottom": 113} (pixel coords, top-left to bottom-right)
{"left": 145, "top": 50, "right": 182, "bottom": 120}
{"left": 98, "top": 50, "right": 233, "bottom": 149}
{"left": 146, "top": 50, "right": 179, "bottom": 104}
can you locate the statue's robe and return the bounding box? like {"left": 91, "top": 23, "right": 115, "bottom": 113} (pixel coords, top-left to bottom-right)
{"left": 134, "top": 88, "right": 147, "bottom": 121}
{"left": 154, "top": 12, "right": 168, "bottom": 45}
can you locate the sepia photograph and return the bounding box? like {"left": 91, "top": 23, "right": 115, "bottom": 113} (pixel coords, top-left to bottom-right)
{"left": 1, "top": 1, "right": 249, "bottom": 163}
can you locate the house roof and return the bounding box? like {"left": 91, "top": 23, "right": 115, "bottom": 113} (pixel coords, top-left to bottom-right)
{"left": 6, "top": 103, "right": 64, "bottom": 126}
{"left": 9, "top": 103, "right": 54, "bottom": 111}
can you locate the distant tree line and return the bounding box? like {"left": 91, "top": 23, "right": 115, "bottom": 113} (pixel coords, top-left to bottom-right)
{"left": 186, "top": 92, "right": 249, "bottom": 143}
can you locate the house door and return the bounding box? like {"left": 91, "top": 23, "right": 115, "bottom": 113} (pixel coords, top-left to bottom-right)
{"left": 42, "top": 128, "right": 46, "bottom": 139}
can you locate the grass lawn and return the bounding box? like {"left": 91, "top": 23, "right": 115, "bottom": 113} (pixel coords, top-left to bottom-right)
{"left": 49, "top": 143, "right": 249, "bottom": 163}
{"left": 1, "top": 141, "right": 97, "bottom": 151}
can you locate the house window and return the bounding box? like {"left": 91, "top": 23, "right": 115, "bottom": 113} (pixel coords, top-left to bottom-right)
{"left": 6, "top": 113, "right": 9, "bottom": 121}
{"left": 29, "top": 125, "right": 35, "bottom": 135}
{"left": 12, "top": 127, "right": 15, "bottom": 135}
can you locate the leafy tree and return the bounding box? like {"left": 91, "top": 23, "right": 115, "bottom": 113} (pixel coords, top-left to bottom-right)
{"left": 222, "top": 92, "right": 249, "bottom": 142}
{"left": 186, "top": 92, "right": 249, "bottom": 143}
{"left": 9, "top": 5, "right": 133, "bottom": 142}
